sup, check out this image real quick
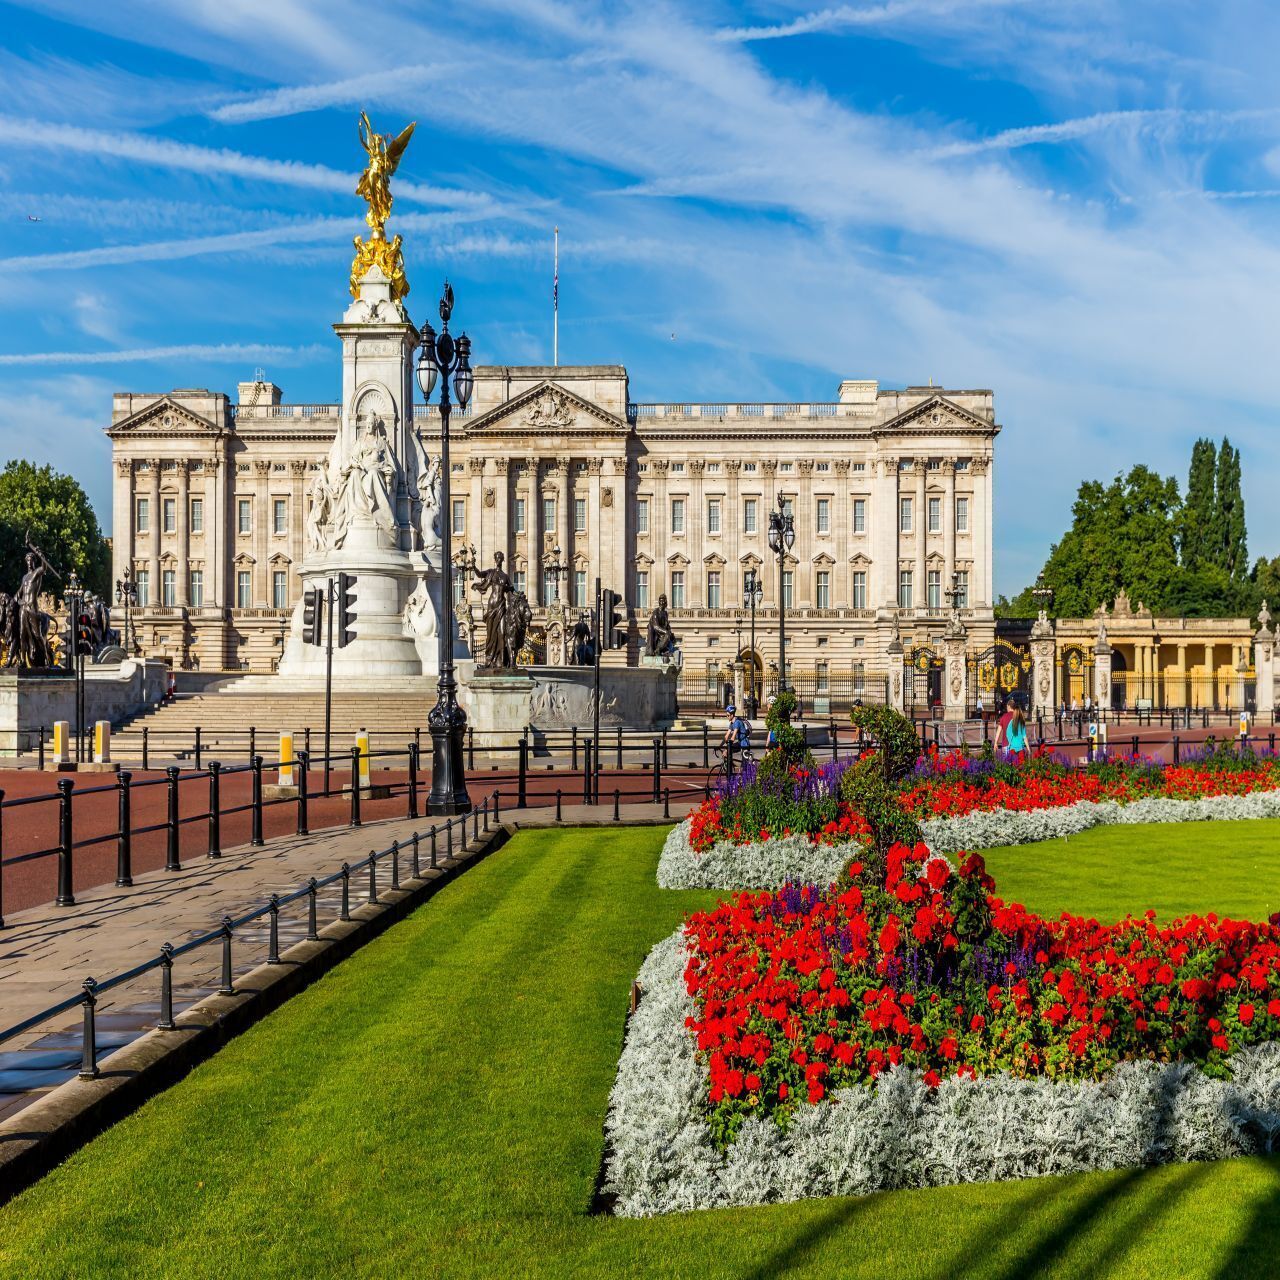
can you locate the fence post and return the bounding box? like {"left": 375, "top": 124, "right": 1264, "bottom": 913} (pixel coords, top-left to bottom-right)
{"left": 493, "top": 788, "right": 500, "bottom": 827}
{"left": 38, "top": 725, "right": 45, "bottom": 771}
{"left": 1132, "top": 734, "right": 1139, "bottom": 759}
{"left": 297, "top": 750, "right": 310, "bottom": 835}
{"left": 1173, "top": 735, "right": 1180, "bottom": 765}
{"left": 702, "top": 723, "right": 709, "bottom": 769}
{"left": 662, "top": 728, "right": 670, "bottom": 768}
{"left": 430, "top": 825, "right": 438, "bottom": 869}
{"left": 158, "top": 943, "right": 176, "bottom": 1029}
{"left": 249, "top": 725, "right": 256, "bottom": 766}
{"left": 556, "top": 789, "right": 562, "bottom": 822}
{"left": 306, "top": 878, "right": 319, "bottom": 941}
{"left": 142, "top": 725, "right": 150, "bottom": 772}
{"left": 349, "top": 747, "right": 362, "bottom": 827}
{"left": 411, "top": 831, "right": 420, "bottom": 878}
{"left": 116, "top": 770, "right": 133, "bottom": 887}
{"left": 613, "top": 788, "right": 620, "bottom": 821}
{"left": 194, "top": 725, "right": 202, "bottom": 771}
{"left": 391, "top": 839, "right": 401, "bottom": 890}
{"left": 267, "top": 893, "right": 281, "bottom": 963}
{"left": 165, "top": 765, "right": 181, "bottom": 871}
{"left": 517, "top": 739, "right": 528, "bottom": 810}
{"left": 219, "top": 916, "right": 234, "bottom": 994}
{"left": 446, "top": 816, "right": 454, "bottom": 861}
{"left": 78, "top": 978, "right": 99, "bottom": 1080}
{"left": 56, "top": 777, "right": 75, "bottom": 906}
{"left": 830, "top": 718, "right": 838, "bottom": 763}
{"left": 482, "top": 796, "right": 489, "bottom": 834}
{"left": 368, "top": 851, "right": 378, "bottom": 904}
{"left": 616, "top": 727, "right": 623, "bottom": 770}
{"left": 571, "top": 727, "right": 578, "bottom": 771}
{"left": 340, "top": 863, "right": 351, "bottom": 920}
{"left": 304, "top": 726, "right": 312, "bottom": 759}
{"left": 251, "top": 755, "right": 265, "bottom": 846}
{"left": 408, "top": 743, "right": 420, "bottom": 820}
{"left": 583, "top": 740, "right": 593, "bottom": 804}
{"left": 468, "top": 725, "right": 475, "bottom": 771}
{"left": 663, "top": 787, "right": 671, "bottom": 820}
{"left": 208, "top": 762, "right": 222, "bottom": 858}
{"left": 472, "top": 805, "right": 479, "bottom": 845}
{"left": 653, "top": 737, "right": 662, "bottom": 803}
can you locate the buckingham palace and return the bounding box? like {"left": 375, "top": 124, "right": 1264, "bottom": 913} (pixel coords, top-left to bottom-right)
{"left": 105, "top": 364, "right": 999, "bottom": 705}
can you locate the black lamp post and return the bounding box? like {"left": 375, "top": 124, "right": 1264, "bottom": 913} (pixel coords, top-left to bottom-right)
{"left": 417, "top": 281, "right": 474, "bottom": 816}
{"left": 742, "top": 567, "right": 763, "bottom": 716}
{"left": 767, "top": 494, "right": 795, "bottom": 694}
{"left": 544, "top": 543, "right": 567, "bottom": 605}
{"left": 115, "top": 566, "right": 139, "bottom": 655}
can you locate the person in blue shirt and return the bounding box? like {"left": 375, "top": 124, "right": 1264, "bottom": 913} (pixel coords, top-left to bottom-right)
{"left": 1005, "top": 705, "right": 1029, "bottom": 762}
{"left": 722, "top": 705, "right": 752, "bottom": 758}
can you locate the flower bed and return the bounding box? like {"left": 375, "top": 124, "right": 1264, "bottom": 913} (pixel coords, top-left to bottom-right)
{"left": 658, "top": 821, "right": 857, "bottom": 890}
{"left": 606, "top": 841, "right": 1280, "bottom": 1214}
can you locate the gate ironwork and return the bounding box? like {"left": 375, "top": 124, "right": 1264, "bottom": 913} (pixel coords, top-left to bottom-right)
{"left": 969, "top": 639, "right": 1032, "bottom": 710}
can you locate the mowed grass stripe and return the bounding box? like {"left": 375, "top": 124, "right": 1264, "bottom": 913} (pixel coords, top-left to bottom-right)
{"left": 3, "top": 824, "right": 1280, "bottom": 1278}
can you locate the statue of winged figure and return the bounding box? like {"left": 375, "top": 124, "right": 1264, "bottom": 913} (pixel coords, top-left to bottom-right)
{"left": 350, "top": 112, "right": 416, "bottom": 300}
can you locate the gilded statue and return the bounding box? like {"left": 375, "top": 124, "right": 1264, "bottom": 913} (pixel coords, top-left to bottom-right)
{"left": 350, "top": 112, "right": 416, "bottom": 301}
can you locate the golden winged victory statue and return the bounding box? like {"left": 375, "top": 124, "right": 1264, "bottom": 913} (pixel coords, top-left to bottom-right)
{"left": 350, "top": 111, "right": 416, "bottom": 300}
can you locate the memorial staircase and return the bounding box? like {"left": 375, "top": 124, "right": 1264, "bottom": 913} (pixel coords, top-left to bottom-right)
{"left": 108, "top": 678, "right": 440, "bottom": 765}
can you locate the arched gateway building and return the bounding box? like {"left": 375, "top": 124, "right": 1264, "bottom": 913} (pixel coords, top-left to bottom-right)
{"left": 106, "top": 366, "right": 999, "bottom": 710}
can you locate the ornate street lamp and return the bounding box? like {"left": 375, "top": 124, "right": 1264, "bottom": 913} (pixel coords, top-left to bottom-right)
{"left": 417, "top": 281, "right": 474, "bottom": 815}
{"left": 115, "top": 566, "right": 139, "bottom": 655}
{"left": 544, "top": 543, "right": 568, "bottom": 605}
{"left": 766, "top": 494, "right": 795, "bottom": 694}
{"left": 453, "top": 542, "right": 479, "bottom": 642}
{"left": 1031, "top": 572, "right": 1054, "bottom": 620}
{"left": 742, "top": 567, "right": 763, "bottom": 716}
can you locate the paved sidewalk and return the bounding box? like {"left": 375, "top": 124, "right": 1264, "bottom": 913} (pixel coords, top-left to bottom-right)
{"left": 0, "top": 794, "right": 691, "bottom": 1123}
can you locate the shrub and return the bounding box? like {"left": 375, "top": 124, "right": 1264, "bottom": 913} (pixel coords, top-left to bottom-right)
{"left": 849, "top": 705, "right": 919, "bottom": 783}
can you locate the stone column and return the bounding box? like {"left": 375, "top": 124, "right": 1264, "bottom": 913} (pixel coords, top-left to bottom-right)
{"left": 469, "top": 457, "right": 485, "bottom": 564}
{"left": 176, "top": 459, "right": 190, "bottom": 606}
{"left": 833, "top": 460, "right": 850, "bottom": 606}
{"left": 943, "top": 622, "right": 968, "bottom": 722}
{"left": 1030, "top": 614, "right": 1056, "bottom": 717}
{"left": 887, "top": 628, "right": 905, "bottom": 713}
{"left": 113, "top": 458, "right": 134, "bottom": 588}
{"left": 253, "top": 459, "right": 271, "bottom": 606}
{"left": 494, "top": 458, "right": 511, "bottom": 588}
{"left": 290, "top": 459, "right": 308, "bottom": 591}
{"left": 1255, "top": 605, "right": 1275, "bottom": 716}
{"left": 525, "top": 457, "right": 540, "bottom": 606}
{"left": 759, "top": 461, "right": 776, "bottom": 608}
{"left": 1204, "top": 641, "right": 1215, "bottom": 709}
{"left": 208, "top": 457, "right": 224, "bottom": 610}
{"left": 689, "top": 459, "right": 706, "bottom": 606}
{"left": 611, "top": 456, "right": 629, "bottom": 605}
{"left": 914, "top": 458, "right": 926, "bottom": 614}
{"left": 878, "top": 456, "right": 899, "bottom": 609}
{"left": 795, "top": 460, "right": 813, "bottom": 607}
{"left": 943, "top": 458, "right": 957, "bottom": 590}
{"left": 1094, "top": 638, "right": 1113, "bottom": 710}
{"left": 726, "top": 460, "right": 742, "bottom": 606}
{"left": 587, "top": 458, "right": 603, "bottom": 593}
{"left": 147, "top": 457, "right": 162, "bottom": 606}
{"left": 558, "top": 463, "right": 572, "bottom": 603}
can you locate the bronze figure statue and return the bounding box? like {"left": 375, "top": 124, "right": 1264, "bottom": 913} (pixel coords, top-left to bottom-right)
{"left": 473, "top": 550, "right": 532, "bottom": 668}
{"left": 570, "top": 611, "right": 594, "bottom": 666}
{"left": 7, "top": 535, "right": 59, "bottom": 668}
{"left": 644, "top": 593, "right": 678, "bottom": 659}
{"left": 504, "top": 591, "right": 533, "bottom": 666}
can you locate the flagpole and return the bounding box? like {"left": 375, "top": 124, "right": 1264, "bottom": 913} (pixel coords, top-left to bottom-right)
{"left": 553, "top": 226, "right": 559, "bottom": 368}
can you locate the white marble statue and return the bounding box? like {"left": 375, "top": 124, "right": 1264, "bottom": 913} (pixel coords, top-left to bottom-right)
{"left": 404, "top": 578, "right": 438, "bottom": 642}
{"left": 416, "top": 453, "right": 442, "bottom": 562}
{"left": 331, "top": 418, "right": 399, "bottom": 547}
{"left": 305, "top": 466, "right": 333, "bottom": 553}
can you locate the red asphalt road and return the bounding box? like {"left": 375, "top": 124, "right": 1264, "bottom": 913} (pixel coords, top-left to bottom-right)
{"left": 0, "top": 763, "right": 707, "bottom": 916}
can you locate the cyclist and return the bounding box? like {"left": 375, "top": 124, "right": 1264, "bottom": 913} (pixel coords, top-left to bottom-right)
{"left": 722, "top": 705, "right": 753, "bottom": 762}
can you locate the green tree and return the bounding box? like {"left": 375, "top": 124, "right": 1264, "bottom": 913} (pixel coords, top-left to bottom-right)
{"left": 1216, "top": 438, "right": 1248, "bottom": 581}
{"left": 0, "top": 461, "right": 111, "bottom": 601}
{"left": 1181, "top": 438, "right": 1217, "bottom": 571}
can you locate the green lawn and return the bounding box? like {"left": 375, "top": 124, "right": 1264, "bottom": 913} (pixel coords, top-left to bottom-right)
{"left": 3, "top": 823, "right": 1280, "bottom": 1279}
{"left": 978, "top": 817, "right": 1280, "bottom": 923}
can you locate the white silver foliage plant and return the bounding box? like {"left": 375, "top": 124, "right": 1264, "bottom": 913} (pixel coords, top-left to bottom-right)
{"left": 656, "top": 821, "right": 850, "bottom": 890}
{"left": 603, "top": 933, "right": 1280, "bottom": 1217}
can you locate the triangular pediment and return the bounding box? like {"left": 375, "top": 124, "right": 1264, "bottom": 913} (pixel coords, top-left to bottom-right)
{"left": 876, "top": 394, "right": 994, "bottom": 437}
{"left": 107, "top": 396, "right": 225, "bottom": 439}
{"left": 464, "top": 381, "right": 630, "bottom": 438}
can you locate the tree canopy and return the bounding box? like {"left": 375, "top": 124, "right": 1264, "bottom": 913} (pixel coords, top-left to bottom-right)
{"left": 0, "top": 461, "right": 111, "bottom": 601}
{"left": 999, "top": 437, "right": 1268, "bottom": 621}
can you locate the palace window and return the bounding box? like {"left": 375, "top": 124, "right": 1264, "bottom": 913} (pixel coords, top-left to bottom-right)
{"left": 273, "top": 499, "right": 287, "bottom": 535}
{"left": 636, "top": 571, "right": 649, "bottom": 609}
{"left": 707, "top": 570, "right": 722, "bottom": 608}
{"left": 574, "top": 497, "right": 587, "bottom": 533}
{"left": 955, "top": 459, "right": 970, "bottom": 471}
{"left": 782, "top": 570, "right": 794, "bottom": 608}
{"left": 574, "top": 569, "right": 587, "bottom": 607}
{"left": 135, "top": 570, "right": 150, "bottom": 607}
{"left": 637, "top": 498, "right": 650, "bottom": 535}
{"left": 189, "top": 570, "right": 203, "bottom": 608}
{"left": 816, "top": 498, "right": 830, "bottom": 534}
{"left": 743, "top": 461, "right": 757, "bottom": 473}
{"left": 852, "top": 498, "right": 866, "bottom": 533}
{"left": 956, "top": 570, "right": 969, "bottom": 608}
{"left": 743, "top": 497, "right": 758, "bottom": 533}
{"left": 779, "top": 461, "right": 794, "bottom": 473}
{"left": 237, "top": 499, "right": 251, "bottom": 534}
{"left": 272, "top": 571, "right": 287, "bottom": 609}
{"left": 454, "top": 576, "right": 465, "bottom": 606}
{"left": 707, "top": 461, "right": 720, "bottom": 473}
{"left": 851, "top": 571, "right": 867, "bottom": 609}
{"left": 817, "top": 661, "right": 829, "bottom": 693}
{"left": 816, "top": 461, "right": 830, "bottom": 473}
{"left": 670, "top": 571, "right": 685, "bottom": 608}
{"left": 135, "top": 498, "right": 150, "bottom": 534}
{"left": 898, "top": 569, "right": 913, "bottom": 609}
{"left": 452, "top": 498, "right": 466, "bottom": 535}
{"left": 956, "top": 496, "right": 969, "bottom": 533}
{"left": 899, "top": 497, "right": 913, "bottom": 533}
{"left": 542, "top": 497, "right": 556, "bottom": 532}
{"left": 236, "top": 571, "right": 251, "bottom": 609}
{"left": 928, "top": 569, "right": 941, "bottom": 611}
{"left": 781, "top": 496, "right": 794, "bottom": 520}
{"left": 162, "top": 498, "right": 176, "bottom": 533}
{"left": 852, "top": 462, "right": 865, "bottom": 472}
{"left": 671, "top": 461, "right": 685, "bottom": 474}
{"left": 816, "top": 570, "right": 831, "bottom": 608}
{"left": 542, "top": 567, "right": 557, "bottom": 603}
{"left": 190, "top": 498, "right": 203, "bottom": 533}
{"left": 707, "top": 498, "right": 721, "bottom": 534}
{"left": 671, "top": 498, "right": 685, "bottom": 534}
{"left": 162, "top": 569, "right": 176, "bottom": 607}
{"left": 928, "top": 497, "right": 941, "bottom": 533}
{"left": 514, "top": 498, "right": 526, "bottom": 534}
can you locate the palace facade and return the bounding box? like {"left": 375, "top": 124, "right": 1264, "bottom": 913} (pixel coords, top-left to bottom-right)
{"left": 105, "top": 364, "right": 1000, "bottom": 699}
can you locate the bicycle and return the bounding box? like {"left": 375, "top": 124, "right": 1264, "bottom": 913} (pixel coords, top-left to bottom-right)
{"left": 707, "top": 741, "right": 754, "bottom": 792}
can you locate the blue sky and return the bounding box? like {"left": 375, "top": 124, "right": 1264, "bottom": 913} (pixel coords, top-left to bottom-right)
{"left": 3, "top": 0, "right": 1280, "bottom": 596}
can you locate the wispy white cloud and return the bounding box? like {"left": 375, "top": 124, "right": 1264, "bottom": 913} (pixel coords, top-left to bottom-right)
{"left": 716, "top": 0, "right": 1025, "bottom": 42}
{"left": 0, "top": 343, "right": 327, "bottom": 366}
{"left": 209, "top": 64, "right": 442, "bottom": 124}
{"left": 0, "top": 117, "right": 489, "bottom": 209}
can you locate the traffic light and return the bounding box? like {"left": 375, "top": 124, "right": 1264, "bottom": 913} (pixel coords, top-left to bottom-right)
{"left": 602, "top": 589, "right": 627, "bottom": 649}
{"left": 302, "top": 586, "right": 323, "bottom": 647}
{"left": 337, "top": 573, "right": 358, "bottom": 648}
{"left": 76, "top": 611, "right": 95, "bottom": 656}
